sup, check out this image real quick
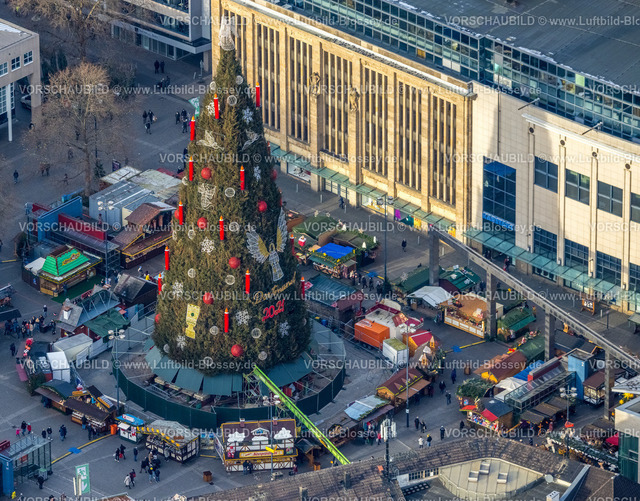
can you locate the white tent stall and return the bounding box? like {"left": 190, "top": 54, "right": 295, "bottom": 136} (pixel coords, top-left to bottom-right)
{"left": 46, "top": 351, "right": 71, "bottom": 382}
{"left": 53, "top": 334, "right": 93, "bottom": 364}
{"left": 408, "top": 286, "right": 453, "bottom": 308}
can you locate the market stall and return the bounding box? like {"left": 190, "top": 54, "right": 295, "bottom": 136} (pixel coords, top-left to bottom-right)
{"left": 440, "top": 293, "right": 504, "bottom": 338}
{"left": 466, "top": 398, "right": 514, "bottom": 433}
{"left": 305, "top": 274, "right": 364, "bottom": 326}
{"left": 308, "top": 243, "right": 357, "bottom": 279}
{"left": 116, "top": 414, "right": 145, "bottom": 443}
{"left": 376, "top": 368, "right": 427, "bottom": 407}
{"left": 34, "top": 247, "right": 101, "bottom": 297}
{"left": 331, "top": 230, "right": 378, "bottom": 267}
{"left": 407, "top": 286, "right": 452, "bottom": 310}
{"left": 64, "top": 398, "right": 111, "bottom": 433}
{"left": 328, "top": 395, "right": 393, "bottom": 447}
{"left": 216, "top": 419, "right": 297, "bottom": 472}
{"left": 439, "top": 266, "right": 481, "bottom": 294}
{"left": 497, "top": 307, "right": 536, "bottom": 342}
{"left": 394, "top": 267, "right": 432, "bottom": 299}
{"left": 475, "top": 351, "right": 527, "bottom": 384}
{"left": 140, "top": 420, "right": 200, "bottom": 463}
{"left": 456, "top": 378, "right": 494, "bottom": 409}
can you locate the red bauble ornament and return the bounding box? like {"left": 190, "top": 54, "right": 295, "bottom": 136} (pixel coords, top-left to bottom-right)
{"left": 197, "top": 217, "right": 208, "bottom": 229}
{"left": 203, "top": 292, "right": 214, "bottom": 304}
{"left": 258, "top": 201, "right": 268, "bottom": 213}
{"left": 229, "top": 257, "right": 240, "bottom": 269}
{"left": 271, "top": 169, "right": 278, "bottom": 181}
{"left": 231, "top": 344, "right": 244, "bottom": 357}
{"left": 201, "top": 167, "right": 212, "bottom": 180}
{"left": 154, "top": 314, "right": 161, "bottom": 323}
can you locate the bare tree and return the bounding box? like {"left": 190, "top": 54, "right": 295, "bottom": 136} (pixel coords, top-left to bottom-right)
{"left": 9, "top": 0, "right": 153, "bottom": 61}
{"left": 26, "top": 62, "right": 128, "bottom": 197}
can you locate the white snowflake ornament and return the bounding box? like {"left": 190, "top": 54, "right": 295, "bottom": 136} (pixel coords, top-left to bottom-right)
{"left": 188, "top": 268, "right": 196, "bottom": 279}
{"left": 242, "top": 108, "right": 253, "bottom": 124}
{"left": 254, "top": 166, "right": 261, "bottom": 181}
{"left": 201, "top": 238, "right": 215, "bottom": 254}
{"left": 176, "top": 335, "right": 187, "bottom": 350}
{"left": 172, "top": 282, "right": 184, "bottom": 297}
{"left": 236, "top": 310, "right": 250, "bottom": 325}
{"left": 278, "top": 321, "right": 290, "bottom": 338}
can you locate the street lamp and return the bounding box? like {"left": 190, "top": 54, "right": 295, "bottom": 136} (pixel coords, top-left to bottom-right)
{"left": 263, "top": 394, "right": 281, "bottom": 478}
{"left": 109, "top": 329, "right": 126, "bottom": 414}
{"left": 376, "top": 196, "right": 394, "bottom": 286}
{"left": 381, "top": 417, "right": 397, "bottom": 480}
{"left": 559, "top": 386, "right": 577, "bottom": 428}
{"left": 405, "top": 325, "right": 416, "bottom": 428}
{"left": 97, "top": 199, "right": 115, "bottom": 281}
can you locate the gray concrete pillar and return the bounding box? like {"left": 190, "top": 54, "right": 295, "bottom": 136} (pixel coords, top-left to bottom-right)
{"left": 486, "top": 273, "right": 497, "bottom": 339}
{"left": 604, "top": 350, "right": 612, "bottom": 419}
{"left": 544, "top": 312, "right": 556, "bottom": 361}
{"left": 428, "top": 230, "right": 439, "bottom": 286}
{"left": 6, "top": 85, "right": 13, "bottom": 142}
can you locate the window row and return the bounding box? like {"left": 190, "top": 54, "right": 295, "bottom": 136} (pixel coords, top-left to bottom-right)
{"left": 1, "top": 51, "right": 32, "bottom": 75}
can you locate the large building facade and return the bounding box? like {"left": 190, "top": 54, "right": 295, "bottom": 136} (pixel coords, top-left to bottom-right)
{"left": 0, "top": 19, "right": 40, "bottom": 142}
{"left": 210, "top": 0, "right": 640, "bottom": 312}
{"left": 211, "top": 0, "right": 475, "bottom": 233}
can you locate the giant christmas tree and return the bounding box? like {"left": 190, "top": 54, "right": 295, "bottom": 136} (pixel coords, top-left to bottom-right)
{"left": 153, "top": 25, "right": 310, "bottom": 376}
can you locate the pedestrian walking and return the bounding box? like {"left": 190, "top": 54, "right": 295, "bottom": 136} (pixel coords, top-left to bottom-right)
{"left": 377, "top": 432, "right": 381, "bottom": 445}
{"left": 427, "top": 434, "right": 432, "bottom": 447}
{"left": 459, "top": 420, "right": 465, "bottom": 431}
{"left": 148, "top": 466, "right": 154, "bottom": 483}
{"left": 41, "top": 429, "right": 46, "bottom": 439}
{"left": 81, "top": 416, "right": 87, "bottom": 430}
{"left": 154, "top": 60, "right": 160, "bottom": 74}
{"left": 175, "top": 111, "right": 180, "bottom": 125}
{"left": 120, "top": 444, "right": 127, "bottom": 459}
{"left": 421, "top": 420, "right": 426, "bottom": 433}
{"left": 47, "top": 427, "right": 52, "bottom": 438}
{"left": 414, "top": 417, "right": 420, "bottom": 430}
{"left": 149, "top": 110, "right": 154, "bottom": 122}
{"left": 124, "top": 475, "right": 131, "bottom": 489}
{"left": 446, "top": 391, "right": 452, "bottom": 405}
{"left": 503, "top": 257, "right": 510, "bottom": 272}
{"left": 154, "top": 468, "right": 160, "bottom": 482}
{"left": 160, "top": 61, "right": 165, "bottom": 73}
{"left": 140, "top": 458, "right": 148, "bottom": 473}
{"left": 368, "top": 278, "right": 373, "bottom": 291}
{"left": 339, "top": 196, "right": 345, "bottom": 209}
{"left": 37, "top": 475, "right": 44, "bottom": 489}
{"left": 451, "top": 368, "right": 457, "bottom": 385}
{"left": 87, "top": 425, "right": 92, "bottom": 441}
{"left": 15, "top": 429, "right": 20, "bottom": 438}
{"left": 402, "top": 239, "right": 407, "bottom": 252}
{"left": 182, "top": 117, "right": 188, "bottom": 133}
{"left": 13, "top": 170, "right": 18, "bottom": 184}
{"left": 418, "top": 436, "right": 424, "bottom": 449}
{"left": 115, "top": 448, "right": 121, "bottom": 462}
{"left": 63, "top": 173, "right": 69, "bottom": 185}
{"left": 10, "top": 343, "right": 16, "bottom": 357}
{"left": 21, "top": 421, "right": 27, "bottom": 435}
{"left": 440, "top": 425, "right": 445, "bottom": 440}
{"left": 145, "top": 121, "right": 151, "bottom": 134}
{"left": 143, "top": 110, "right": 148, "bottom": 124}
{"left": 133, "top": 447, "right": 138, "bottom": 462}
{"left": 0, "top": 238, "right": 3, "bottom": 253}
{"left": 129, "top": 470, "right": 136, "bottom": 487}
{"left": 59, "top": 425, "right": 66, "bottom": 441}
{"left": 27, "top": 423, "right": 31, "bottom": 434}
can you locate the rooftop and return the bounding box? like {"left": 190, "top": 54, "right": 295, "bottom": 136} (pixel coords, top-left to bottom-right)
{"left": 195, "top": 437, "right": 640, "bottom": 501}
{"left": 0, "top": 20, "right": 33, "bottom": 50}
{"left": 374, "top": 0, "right": 640, "bottom": 89}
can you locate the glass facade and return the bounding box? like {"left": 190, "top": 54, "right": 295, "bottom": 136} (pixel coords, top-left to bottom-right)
{"left": 294, "top": 0, "right": 640, "bottom": 142}
{"left": 630, "top": 263, "right": 640, "bottom": 293}
{"left": 533, "top": 227, "right": 557, "bottom": 260}
{"left": 631, "top": 193, "right": 640, "bottom": 223}
{"left": 565, "top": 169, "right": 590, "bottom": 205}
{"left": 534, "top": 157, "right": 558, "bottom": 192}
{"left": 596, "top": 251, "right": 621, "bottom": 286}
{"left": 564, "top": 239, "right": 588, "bottom": 272}
{"left": 597, "top": 181, "right": 623, "bottom": 217}
{"left": 482, "top": 159, "right": 516, "bottom": 230}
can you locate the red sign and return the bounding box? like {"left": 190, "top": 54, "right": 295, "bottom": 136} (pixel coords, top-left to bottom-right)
{"left": 262, "top": 299, "right": 285, "bottom": 322}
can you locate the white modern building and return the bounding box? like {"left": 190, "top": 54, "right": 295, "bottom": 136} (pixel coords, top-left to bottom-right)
{"left": 0, "top": 18, "right": 40, "bottom": 142}
{"left": 112, "top": 0, "right": 211, "bottom": 61}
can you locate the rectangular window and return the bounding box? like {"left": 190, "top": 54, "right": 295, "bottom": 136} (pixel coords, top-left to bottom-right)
{"left": 11, "top": 57, "right": 20, "bottom": 71}
{"left": 0, "top": 62, "right": 6, "bottom": 76}
{"left": 596, "top": 251, "right": 621, "bottom": 286}
{"left": 630, "top": 263, "right": 640, "bottom": 292}
{"left": 631, "top": 193, "right": 640, "bottom": 223}
{"left": 597, "top": 181, "right": 623, "bottom": 216}
{"left": 565, "top": 239, "right": 589, "bottom": 272}
{"left": 534, "top": 157, "right": 558, "bottom": 192}
{"left": 565, "top": 169, "right": 590, "bottom": 205}
{"left": 482, "top": 159, "right": 516, "bottom": 229}
{"left": 23, "top": 51, "right": 33, "bottom": 65}
{"left": 533, "top": 227, "right": 557, "bottom": 260}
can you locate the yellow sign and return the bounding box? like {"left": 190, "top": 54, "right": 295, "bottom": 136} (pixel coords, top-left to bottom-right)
{"left": 265, "top": 445, "right": 278, "bottom": 453}
{"left": 185, "top": 304, "right": 201, "bottom": 339}
{"left": 239, "top": 450, "right": 284, "bottom": 458}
